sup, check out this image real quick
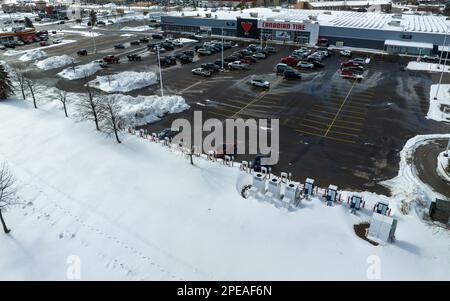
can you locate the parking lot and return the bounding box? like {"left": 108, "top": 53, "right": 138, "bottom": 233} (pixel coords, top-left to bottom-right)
{"left": 3, "top": 21, "right": 450, "bottom": 194}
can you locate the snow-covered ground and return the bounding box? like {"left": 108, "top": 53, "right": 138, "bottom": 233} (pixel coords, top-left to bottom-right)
{"left": 88, "top": 71, "right": 158, "bottom": 93}
{"left": 120, "top": 26, "right": 150, "bottom": 32}
{"left": 58, "top": 62, "right": 102, "bottom": 80}
{"left": 437, "top": 151, "right": 450, "bottom": 184}
{"left": 0, "top": 98, "right": 449, "bottom": 280}
{"left": 59, "top": 30, "right": 102, "bottom": 37}
{"left": 428, "top": 84, "right": 450, "bottom": 122}
{"left": 382, "top": 134, "right": 450, "bottom": 205}
{"left": 19, "top": 49, "right": 47, "bottom": 62}
{"left": 2, "top": 40, "right": 77, "bottom": 57}
{"left": 35, "top": 55, "right": 74, "bottom": 71}
{"left": 406, "top": 61, "right": 450, "bottom": 73}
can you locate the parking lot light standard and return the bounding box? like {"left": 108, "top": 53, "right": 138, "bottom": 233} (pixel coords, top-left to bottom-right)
{"left": 434, "top": 44, "right": 449, "bottom": 100}
{"left": 437, "top": 26, "right": 449, "bottom": 69}
{"left": 221, "top": 27, "right": 224, "bottom": 70}
{"left": 157, "top": 46, "right": 164, "bottom": 97}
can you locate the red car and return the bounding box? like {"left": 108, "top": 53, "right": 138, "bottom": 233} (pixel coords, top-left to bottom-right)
{"left": 340, "top": 61, "right": 363, "bottom": 69}
{"left": 240, "top": 58, "right": 252, "bottom": 65}
{"left": 281, "top": 56, "right": 299, "bottom": 67}
{"left": 213, "top": 143, "right": 237, "bottom": 159}
{"left": 39, "top": 41, "right": 49, "bottom": 47}
{"left": 103, "top": 55, "right": 120, "bottom": 64}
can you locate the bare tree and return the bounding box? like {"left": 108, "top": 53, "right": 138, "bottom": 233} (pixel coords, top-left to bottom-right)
{"left": 0, "top": 162, "right": 16, "bottom": 234}
{"left": 24, "top": 77, "right": 39, "bottom": 109}
{"left": 57, "top": 90, "right": 69, "bottom": 117}
{"left": 78, "top": 82, "right": 102, "bottom": 131}
{"left": 101, "top": 97, "right": 123, "bottom": 144}
{"left": 11, "top": 69, "right": 26, "bottom": 100}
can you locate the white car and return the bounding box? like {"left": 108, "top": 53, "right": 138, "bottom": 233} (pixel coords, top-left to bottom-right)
{"left": 228, "top": 61, "right": 249, "bottom": 70}
{"left": 93, "top": 60, "right": 107, "bottom": 68}
{"left": 350, "top": 58, "right": 370, "bottom": 65}
{"left": 297, "top": 61, "right": 314, "bottom": 69}
{"left": 340, "top": 50, "right": 352, "bottom": 57}
{"left": 251, "top": 79, "right": 270, "bottom": 89}
{"left": 253, "top": 52, "right": 267, "bottom": 59}
{"left": 0, "top": 45, "right": 5, "bottom": 50}
{"left": 172, "top": 40, "right": 183, "bottom": 47}
{"left": 192, "top": 68, "right": 211, "bottom": 77}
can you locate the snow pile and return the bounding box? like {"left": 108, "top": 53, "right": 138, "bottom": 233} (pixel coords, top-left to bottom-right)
{"left": 60, "top": 30, "right": 102, "bottom": 37}
{"left": 0, "top": 101, "right": 449, "bottom": 280}
{"left": 107, "top": 94, "right": 189, "bottom": 124}
{"left": 88, "top": 71, "right": 158, "bottom": 93}
{"left": 436, "top": 151, "right": 450, "bottom": 183}
{"left": 406, "top": 61, "right": 450, "bottom": 73}
{"left": 3, "top": 50, "right": 21, "bottom": 56}
{"left": 382, "top": 134, "right": 450, "bottom": 207}
{"left": 35, "top": 55, "right": 74, "bottom": 70}
{"left": 58, "top": 62, "right": 102, "bottom": 80}
{"left": 120, "top": 26, "right": 149, "bottom": 32}
{"left": 19, "top": 49, "right": 47, "bottom": 62}
{"left": 427, "top": 84, "right": 450, "bottom": 122}
{"left": 175, "top": 38, "right": 198, "bottom": 43}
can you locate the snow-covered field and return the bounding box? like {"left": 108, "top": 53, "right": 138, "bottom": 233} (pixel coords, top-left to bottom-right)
{"left": 428, "top": 84, "right": 450, "bottom": 122}
{"left": 59, "top": 30, "right": 102, "bottom": 37}
{"left": 58, "top": 62, "right": 102, "bottom": 80}
{"left": 120, "top": 26, "right": 150, "bottom": 32}
{"left": 406, "top": 61, "right": 450, "bottom": 73}
{"left": 88, "top": 71, "right": 158, "bottom": 93}
{"left": 0, "top": 99, "right": 449, "bottom": 280}
{"left": 35, "top": 55, "right": 74, "bottom": 71}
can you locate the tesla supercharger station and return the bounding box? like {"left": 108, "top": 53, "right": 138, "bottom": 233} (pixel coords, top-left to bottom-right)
{"left": 350, "top": 194, "right": 362, "bottom": 214}
{"left": 252, "top": 173, "right": 266, "bottom": 194}
{"left": 266, "top": 177, "right": 281, "bottom": 204}
{"left": 375, "top": 201, "right": 390, "bottom": 216}
{"left": 283, "top": 182, "right": 299, "bottom": 207}
{"left": 304, "top": 178, "right": 315, "bottom": 197}
{"left": 326, "top": 185, "right": 338, "bottom": 206}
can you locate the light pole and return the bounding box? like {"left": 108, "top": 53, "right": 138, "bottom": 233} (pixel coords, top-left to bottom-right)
{"left": 438, "top": 26, "right": 448, "bottom": 69}
{"left": 221, "top": 27, "right": 224, "bottom": 70}
{"left": 434, "top": 45, "right": 449, "bottom": 100}
{"left": 91, "top": 30, "right": 97, "bottom": 53}
{"left": 157, "top": 46, "right": 164, "bottom": 97}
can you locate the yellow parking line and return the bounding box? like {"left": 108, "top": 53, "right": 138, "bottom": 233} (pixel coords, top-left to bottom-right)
{"left": 311, "top": 109, "right": 338, "bottom": 116}
{"left": 334, "top": 118, "right": 364, "bottom": 126}
{"left": 340, "top": 108, "right": 367, "bottom": 115}
{"left": 303, "top": 118, "right": 331, "bottom": 127}
{"left": 328, "top": 129, "right": 359, "bottom": 138}
{"left": 324, "top": 80, "right": 357, "bottom": 137}
{"left": 307, "top": 114, "right": 334, "bottom": 121}
{"left": 295, "top": 129, "right": 356, "bottom": 144}
{"left": 299, "top": 123, "right": 327, "bottom": 132}
{"left": 331, "top": 124, "right": 362, "bottom": 132}
{"left": 339, "top": 113, "right": 365, "bottom": 121}
{"left": 208, "top": 111, "right": 231, "bottom": 118}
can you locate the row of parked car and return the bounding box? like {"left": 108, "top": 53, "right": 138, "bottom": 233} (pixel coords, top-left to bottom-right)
{"left": 191, "top": 44, "right": 278, "bottom": 77}
{"left": 0, "top": 30, "right": 54, "bottom": 49}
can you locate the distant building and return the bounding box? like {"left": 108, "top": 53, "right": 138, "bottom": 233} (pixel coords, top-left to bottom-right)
{"left": 0, "top": 26, "right": 37, "bottom": 44}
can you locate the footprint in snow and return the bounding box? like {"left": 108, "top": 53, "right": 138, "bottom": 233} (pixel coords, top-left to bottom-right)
{"left": 59, "top": 233, "right": 64, "bottom": 239}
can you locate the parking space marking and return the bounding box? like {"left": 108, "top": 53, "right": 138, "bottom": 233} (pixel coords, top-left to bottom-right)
{"left": 209, "top": 111, "right": 231, "bottom": 118}
{"left": 295, "top": 129, "right": 356, "bottom": 144}
{"left": 324, "top": 80, "right": 358, "bottom": 137}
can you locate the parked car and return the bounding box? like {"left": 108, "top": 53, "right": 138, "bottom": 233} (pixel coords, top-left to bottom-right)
{"left": 252, "top": 154, "right": 272, "bottom": 172}
{"left": 77, "top": 49, "right": 88, "bottom": 56}
{"left": 253, "top": 52, "right": 267, "bottom": 59}
{"left": 152, "top": 33, "right": 164, "bottom": 39}
{"left": 240, "top": 58, "right": 252, "bottom": 65}
{"left": 127, "top": 54, "right": 142, "bottom": 61}
{"left": 172, "top": 40, "right": 183, "bottom": 47}
{"left": 103, "top": 55, "right": 120, "bottom": 64}
{"left": 139, "top": 37, "right": 150, "bottom": 43}
{"left": 15, "top": 40, "right": 24, "bottom": 46}
{"left": 251, "top": 79, "right": 270, "bottom": 89}
{"left": 114, "top": 44, "right": 125, "bottom": 49}
{"left": 97, "top": 21, "right": 106, "bottom": 26}
{"left": 201, "top": 63, "right": 220, "bottom": 72}
{"left": 93, "top": 60, "right": 107, "bottom": 68}
{"left": 224, "top": 55, "right": 239, "bottom": 62}
{"left": 182, "top": 50, "right": 194, "bottom": 57}
{"left": 340, "top": 50, "right": 352, "bottom": 57}
{"left": 158, "top": 128, "right": 177, "bottom": 141}
{"left": 264, "top": 46, "right": 278, "bottom": 53}
{"left": 213, "top": 144, "right": 237, "bottom": 159}
{"left": 4, "top": 42, "right": 15, "bottom": 48}
{"left": 52, "top": 39, "right": 61, "bottom": 44}
{"left": 197, "top": 48, "right": 211, "bottom": 55}
{"left": 311, "top": 61, "right": 325, "bottom": 68}
{"left": 281, "top": 56, "right": 299, "bottom": 67}
{"left": 192, "top": 67, "right": 211, "bottom": 77}
{"left": 243, "top": 55, "right": 257, "bottom": 63}
{"left": 341, "top": 61, "right": 363, "bottom": 69}
{"left": 297, "top": 61, "right": 314, "bottom": 69}
{"left": 130, "top": 40, "right": 140, "bottom": 46}
{"left": 179, "top": 55, "right": 193, "bottom": 64}
{"left": 275, "top": 63, "right": 292, "bottom": 74}
{"left": 39, "top": 41, "right": 49, "bottom": 46}
{"left": 0, "top": 45, "right": 5, "bottom": 50}
{"left": 350, "top": 58, "right": 369, "bottom": 65}
{"left": 228, "top": 61, "right": 249, "bottom": 70}
{"left": 283, "top": 69, "right": 302, "bottom": 79}
{"left": 214, "top": 59, "right": 225, "bottom": 67}
{"left": 340, "top": 68, "right": 363, "bottom": 80}
{"left": 161, "top": 42, "right": 174, "bottom": 50}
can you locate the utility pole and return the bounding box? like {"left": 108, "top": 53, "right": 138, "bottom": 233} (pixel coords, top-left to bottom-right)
{"left": 157, "top": 46, "right": 164, "bottom": 97}
{"left": 91, "top": 30, "right": 97, "bottom": 53}
{"left": 438, "top": 26, "right": 448, "bottom": 69}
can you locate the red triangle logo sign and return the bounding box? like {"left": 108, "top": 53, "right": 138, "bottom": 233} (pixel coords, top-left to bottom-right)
{"left": 241, "top": 22, "right": 253, "bottom": 33}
